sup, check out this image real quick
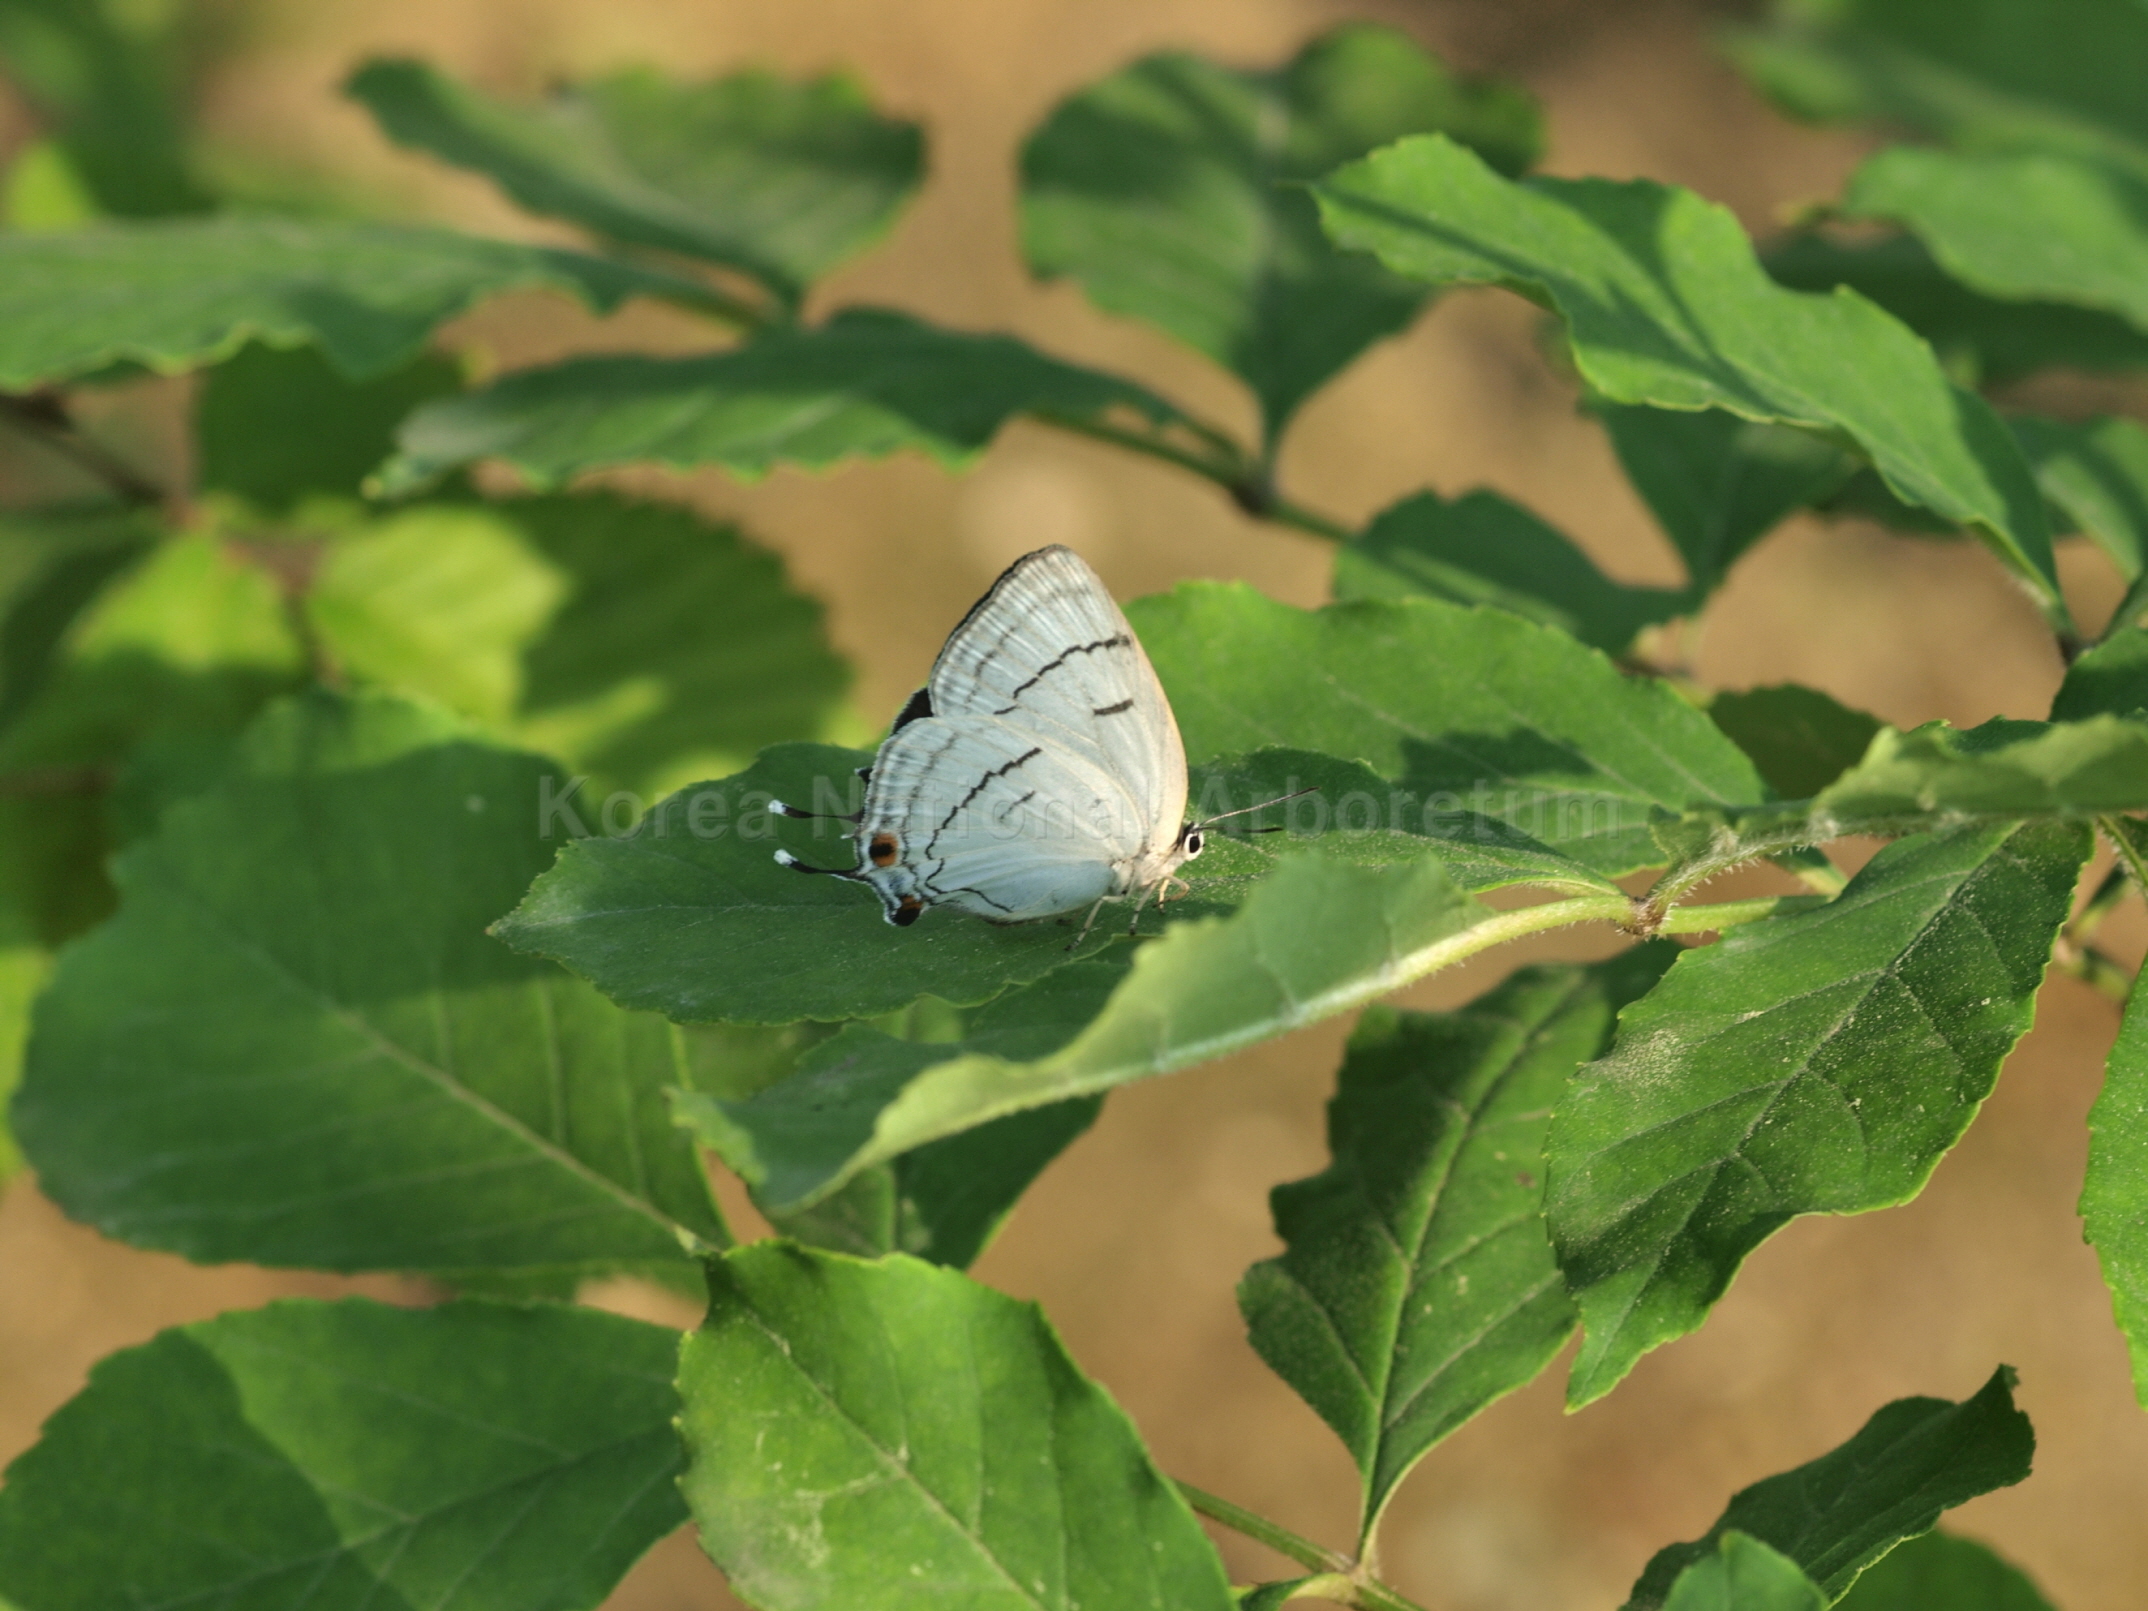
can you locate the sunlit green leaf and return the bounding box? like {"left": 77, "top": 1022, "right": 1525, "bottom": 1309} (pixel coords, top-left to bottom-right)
{"left": 1833, "top": 1530, "right": 2055, "bottom": 1611}
{"left": 15, "top": 689, "right": 727, "bottom": 1279}
{"left": 1626, "top": 1367, "right": 2034, "bottom": 1608}
{"left": 1313, "top": 137, "right": 2061, "bottom": 616}
{"left": 1591, "top": 405, "right": 1854, "bottom": 593}
{"left": 0, "top": 217, "right": 721, "bottom": 387}
{"left": 1240, "top": 952, "right": 1671, "bottom": 1544}
{"left": 0, "top": 0, "right": 210, "bottom": 218}
{"left": 1333, "top": 488, "right": 1686, "bottom": 653}
{"left": 1019, "top": 24, "right": 1538, "bottom": 441}
{"left": 1812, "top": 716, "right": 2148, "bottom": 822}
{"left": 195, "top": 341, "right": 464, "bottom": 514}
{"left": 678, "top": 1244, "right": 1236, "bottom": 1611}
{"left": 1708, "top": 685, "right": 1883, "bottom": 801}
{"left": 1130, "top": 584, "right": 1767, "bottom": 876}
{"left": 1548, "top": 822, "right": 2084, "bottom": 1405}
{"left": 348, "top": 58, "right": 922, "bottom": 306}
{"left": 1844, "top": 148, "right": 2148, "bottom": 336}
{"left": 382, "top": 308, "right": 1180, "bottom": 492}
{"left": 1661, "top": 1534, "right": 1825, "bottom": 1611}
{"left": 0, "top": 1297, "right": 687, "bottom": 1611}
{"left": 1765, "top": 230, "right": 2148, "bottom": 385}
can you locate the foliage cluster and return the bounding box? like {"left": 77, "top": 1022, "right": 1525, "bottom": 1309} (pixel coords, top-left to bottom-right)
{"left": 2, "top": 1, "right": 2148, "bottom": 1606}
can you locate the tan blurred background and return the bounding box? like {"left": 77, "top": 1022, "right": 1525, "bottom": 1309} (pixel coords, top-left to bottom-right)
{"left": 7, "top": 1, "right": 2148, "bottom": 1607}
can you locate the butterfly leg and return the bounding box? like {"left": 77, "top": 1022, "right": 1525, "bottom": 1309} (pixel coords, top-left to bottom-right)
{"left": 1066, "top": 891, "right": 1114, "bottom": 953}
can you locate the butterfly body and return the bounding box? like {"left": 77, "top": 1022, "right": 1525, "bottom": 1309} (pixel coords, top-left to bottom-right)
{"left": 776, "top": 545, "right": 1201, "bottom": 929}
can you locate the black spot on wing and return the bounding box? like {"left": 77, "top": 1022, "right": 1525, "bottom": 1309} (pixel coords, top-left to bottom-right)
{"left": 989, "top": 634, "right": 1134, "bottom": 714}
{"left": 1092, "top": 698, "right": 1135, "bottom": 717}
{"left": 930, "top": 746, "right": 1045, "bottom": 842}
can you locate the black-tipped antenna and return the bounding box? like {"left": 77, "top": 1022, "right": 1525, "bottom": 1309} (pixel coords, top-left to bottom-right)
{"left": 773, "top": 849, "right": 865, "bottom": 880}
{"left": 1195, "top": 787, "right": 1317, "bottom": 830}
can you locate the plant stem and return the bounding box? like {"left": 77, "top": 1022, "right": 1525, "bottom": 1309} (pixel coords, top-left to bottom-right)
{"left": 2052, "top": 938, "right": 2133, "bottom": 1002}
{"left": 1175, "top": 1480, "right": 1351, "bottom": 1576}
{"left": 1034, "top": 410, "right": 1357, "bottom": 542}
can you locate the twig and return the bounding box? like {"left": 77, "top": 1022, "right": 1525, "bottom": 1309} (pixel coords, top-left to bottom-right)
{"left": 0, "top": 391, "right": 164, "bottom": 506}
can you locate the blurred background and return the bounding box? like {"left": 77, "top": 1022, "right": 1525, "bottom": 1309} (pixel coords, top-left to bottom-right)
{"left": 4, "top": 1, "right": 2146, "bottom": 1608}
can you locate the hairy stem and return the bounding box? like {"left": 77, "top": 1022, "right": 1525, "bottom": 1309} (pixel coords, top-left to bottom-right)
{"left": 1034, "top": 410, "right": 1356, "bottom": 542}
{"left": 1174, "top": 1482, "right": 1437, "bottom": 1611}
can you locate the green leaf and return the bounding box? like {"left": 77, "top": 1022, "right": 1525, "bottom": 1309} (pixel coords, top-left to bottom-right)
{"left": 1239, "top": 951, "right": 1672, "bottom": 1544}
{"left": 1844, "top": 148, "right": 2148, "bottom": 336}
{"left": 679, "top": 1244, "right": 1235, "bottom": 1611}
{"left": 1833, "top": 1530, "right": 2055, "bottom": 1611}
{"left": 0, "top": 1297, "right": 687, "bottom": 1611}
{"left": 1018, "top": 24, "right": 1538, "bottom": 441}
{"left": 1333, "top": 488, "right": 1687, "bottom": 653}
{"left": 1238, "top": 1583, "right": 1322, "bottom": 1611}
{"left": 0, "top": 0, "right": 211, "bottom": 218}
{"left": 1724, "top": 0, "right": 2148, "bottom": 162}
{"left": 14, "top": 688, "right": 728, "bottom": 1279}
{"left": 2012, "top": 416, "right": 2148, "bottom": 606}
{"left": 196, "top": 340, "right": 464, "bottom": 514}
{"left": 2053, "top": 626, "right": 2148, "bottom": 721}
{"left": 1548, "top": 820, "right": 2085, "bottom": 1405}
{"left": 1765, "top": 230, "right": 2148, "bottom": 385}
{"left": 757, "top": 1099, "right": 1104, "bottom": 1268}
{"left": 495, "top": 493, "right": 852, "bottom": 799}
{"left": 1812, "top": 716, "right": 2148, "bottom": 821}
{"left": 1590, "top": 405, "right": 1854, "bottom": 594}
{"left": 2081, "top": 973, "right": 2148, "bottom": 1406}
{"left": 0, "top": 502, "right": 158, "bottom": 731}
{"left": 348, "top": 59, "right": 922, "bottom": 307}
{"left": 1130, "top": 584, "right": 1768, "bottom": 876}
{"left": 1312, "top": 137, "right": 2061, "bottom": 618}
{"left": 666, "top": 843, "right": 1654, "bottom": 1215}
{"left": 1625, "top": 1367, "right": 2035, "bottom": 1609}
{"left": 0, "top": 217, "right": 721, "bottom": 388}
{"left": 381, "top": 307, "right": 1179, "bottom": 492}
{"left": 1708, "top": 685, "right": 1883, "bottom": 800}
{"left": 1662, "top": 1534, "right": 1825, "bottom": 1611}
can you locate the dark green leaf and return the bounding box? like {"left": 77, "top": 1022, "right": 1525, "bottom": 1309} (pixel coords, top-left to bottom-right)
{"left": 1019, "top": 24, "right": 1539, "bottom": 440}
{"left": 678, "top": 1243, "right": 1236, "bottom": 1611}
{"left": 1239, "top": 1583, "right": 1321, "bottom": 1611}
{"left": 1591, "top": 405, "right": 1854, "bottom": 593}
{"left": 0, "top": 217, "right": 721, "bottom": 387}
{"left": 2082, "top": 971, "right": 2148, "bottom": 1406}
{"left": 0, "top": 503, "right": 157, "bottom": 730}
{"left": 1313, "top": 138, "right": 2061, "bottom": 615}
{"left": 1833, "top": 1530, "right": 2056, "bottom": 1611}
{"left": 2053, "top": 626, "right": 2148, "bottom": 721}
{"left": 1813, "top": 716, "right": 2148, "bottom": 822}
{"left": 1548, "top": 821, "right": 2085, "bottom": 1405}
{"left": 196, "top": 340, "right": 464, "bottom": 514}
{"left": 2012, "top": 417, "right": 2148, "bottom": 620}
{"left": 0, "top": 1297, "right": 687, "bottom": 1611}
{"left": 1626, "top": 1367, "right": 2035, "bottom": 1608}
{"left": 0, "top": 0, "right": 211, "bottom": 217}
{"left": 1333, "top": 488, "right": 1687, "bottom": 653}
{"left": 1764, "top": 230, "right": 2148, "bottom": 385}
{"left": 1724, "top": 0, "right": 2148, "bottom": 161}
{"left": 1662, "top": 1534, "right": 1825, "bottom": 1611}
{"left": 14, "top": 688, "right": 728, "bottom": 1278}
{"left": 381, "top": 307, "right": 1179, "bottom": 491}
{"left": 1130, "top": 584, "right": 1768, "bottom": 876}
{"left": 1844, "top": 148, "right": 2148, "bottom": 336}
{"left": 348, "top": 58, "right": 922, "bottom": 306}
{"left": 1240, "top": 952, "right": 1672, "bottom": 1544}
{"left": 1708, "top": 685, "right": 1883, "bottom": 800}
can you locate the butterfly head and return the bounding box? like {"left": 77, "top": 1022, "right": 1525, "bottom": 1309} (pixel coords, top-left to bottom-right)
{"left": 1177, "top": 823, "right": 1204, "bottom": 860}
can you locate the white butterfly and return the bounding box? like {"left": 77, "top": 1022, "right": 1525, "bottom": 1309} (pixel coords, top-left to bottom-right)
{"left": 773, "top": 545, "right": 1257, "bottom": 941}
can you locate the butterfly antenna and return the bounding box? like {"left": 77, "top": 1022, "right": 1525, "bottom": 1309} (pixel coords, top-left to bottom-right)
{"left": 773, "top": 849, "right": 865, "bottom": 881}
{"left": 768, "top": 799, "right": 862, "bottom": 823}
{"left": 1195, "top": 787, "right": 1317, "bottom": 831}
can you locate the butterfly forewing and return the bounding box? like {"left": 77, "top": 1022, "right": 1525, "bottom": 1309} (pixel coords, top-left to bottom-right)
{"left": 924, "top": 546, "right": 1185, "bottom": 854}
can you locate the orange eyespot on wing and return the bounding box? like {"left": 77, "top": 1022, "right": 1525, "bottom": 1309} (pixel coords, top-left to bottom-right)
{"left": 869, "top": 832, "right": 900, "bottom": 867}
{"left": 892, "top": 894, "right": 924, "bottom": 926}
